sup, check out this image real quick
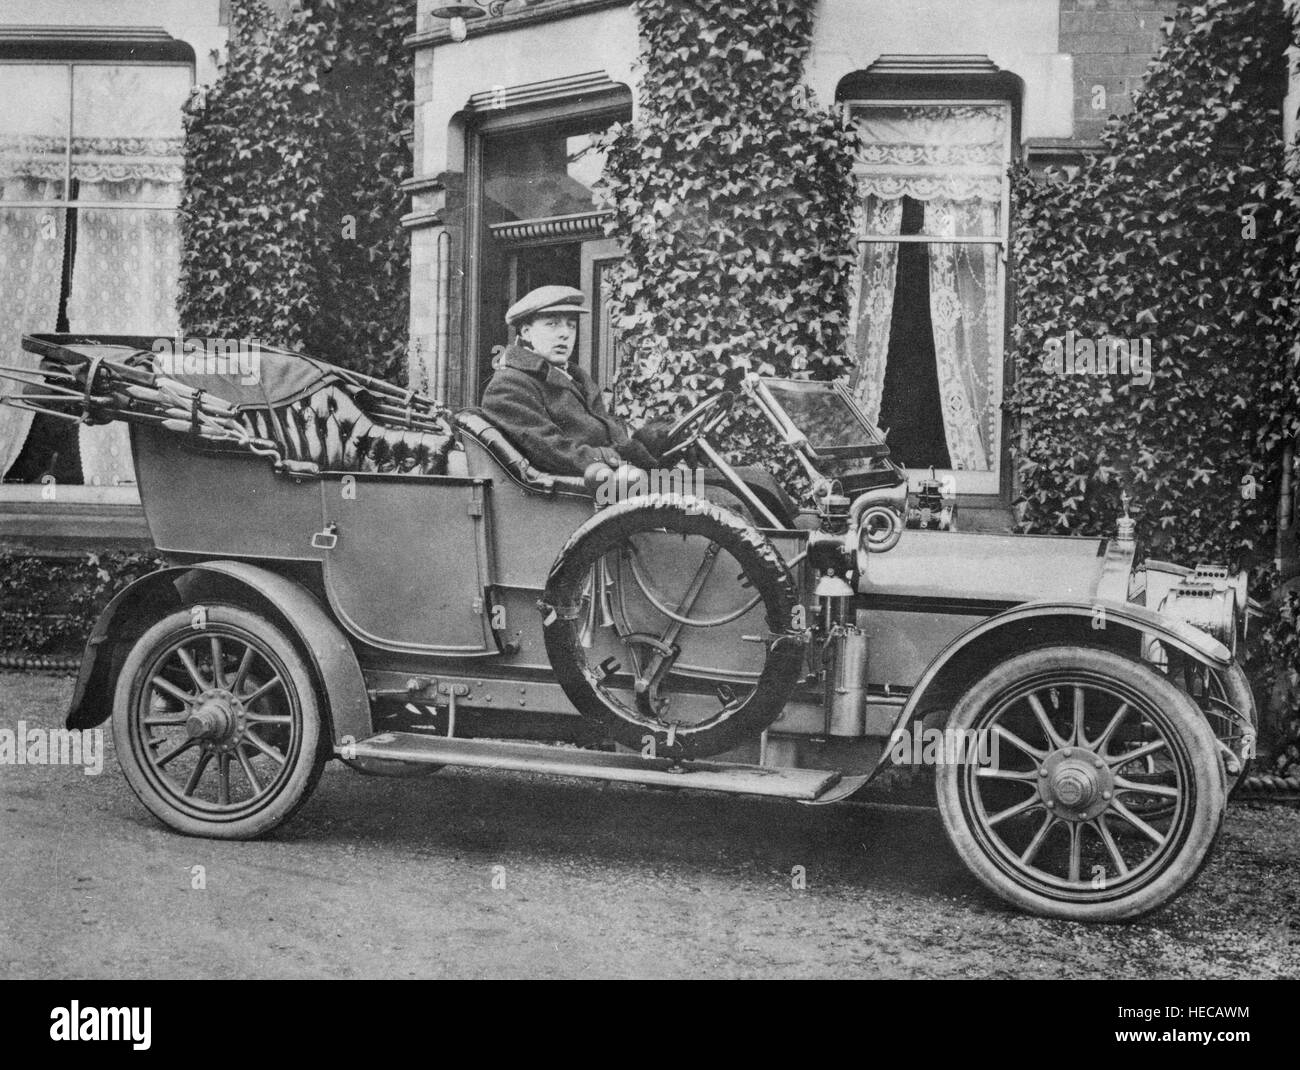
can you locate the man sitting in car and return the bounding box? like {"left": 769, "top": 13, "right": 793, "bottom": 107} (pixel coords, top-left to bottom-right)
{"left": 480, "top": 285, "right": 669, "bottom": 480}
{"left": 481, "top": 285, "right": 791, "bottom": 523}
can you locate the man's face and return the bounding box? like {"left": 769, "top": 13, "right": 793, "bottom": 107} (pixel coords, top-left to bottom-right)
{"left": 519, "top": 313, "right": 578, "bottom": 365}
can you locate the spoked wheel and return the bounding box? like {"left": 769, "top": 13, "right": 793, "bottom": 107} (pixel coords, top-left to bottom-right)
{"left": 112, "top": 604, "right": 327, "bottom": 839}
{"left": 542, "top": 495, "right": 806, "bottom": 760}
{"left": 937, "top": 645, "right": 1225, "bottom": 921}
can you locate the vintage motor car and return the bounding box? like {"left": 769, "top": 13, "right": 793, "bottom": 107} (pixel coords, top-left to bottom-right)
{"left": 1, "top": 333, "right": 1258, "bottom": 921}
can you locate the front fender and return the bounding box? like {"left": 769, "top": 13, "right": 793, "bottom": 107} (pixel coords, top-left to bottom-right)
{"left": 867, "top": 598, "right": 1232, "bottom": 781}
{"left": 66, "top": 561, "right": 370, "bottom": 748}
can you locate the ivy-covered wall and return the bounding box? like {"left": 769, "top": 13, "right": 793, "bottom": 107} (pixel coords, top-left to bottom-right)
{"left": 1007, "top": 0, "right": 1299, "bottom": 576}
{"left": 179, "top": 0, "right": 414, "bottom": 382}
{"left": 597, "top": 0, "right": 857, "bottom": 469}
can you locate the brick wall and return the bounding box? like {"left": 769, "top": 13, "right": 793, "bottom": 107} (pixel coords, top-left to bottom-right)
{"left": 1059, "top": 0, "right": 1183, "bottom": 145}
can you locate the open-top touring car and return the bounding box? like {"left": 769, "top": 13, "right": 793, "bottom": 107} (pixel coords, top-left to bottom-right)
{"left": 1, "top": 333, "right": 1258, "bottom": 920}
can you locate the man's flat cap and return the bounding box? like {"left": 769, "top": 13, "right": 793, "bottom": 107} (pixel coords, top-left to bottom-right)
{"left": 506, "top": 285, "right": 590, "bottom": 328}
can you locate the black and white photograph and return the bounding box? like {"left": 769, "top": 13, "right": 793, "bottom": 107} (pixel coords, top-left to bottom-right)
{"left": 0, "top": 0, "right": 1297, "bottom": 1007}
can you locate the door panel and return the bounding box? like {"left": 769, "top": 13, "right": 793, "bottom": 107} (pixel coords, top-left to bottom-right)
{"left": 318, "top": 475, "right": 497, "bottom": 654}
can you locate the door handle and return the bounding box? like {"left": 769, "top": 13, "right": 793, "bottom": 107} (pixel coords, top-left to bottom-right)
{"left": 312, "top": 522, "right": 339, "bottom": 550}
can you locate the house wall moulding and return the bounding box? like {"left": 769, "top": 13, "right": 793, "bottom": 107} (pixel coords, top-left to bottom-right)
{"left": 0, "top": 2, "right": 228, "bottom": 83}
{"left": 807, "top": 0, "right": 1072, "bottom": 141}
{"left": 410, "top": 2, "right": 638, "bottom": 178}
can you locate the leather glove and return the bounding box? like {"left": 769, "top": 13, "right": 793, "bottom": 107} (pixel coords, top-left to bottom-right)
{"left": 632, "top": 417, "right": 675, "bottom": 463}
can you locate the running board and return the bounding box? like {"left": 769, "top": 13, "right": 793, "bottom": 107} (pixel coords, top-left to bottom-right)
{"left": 344, "top": 733, "right": 843, "bottom": 802}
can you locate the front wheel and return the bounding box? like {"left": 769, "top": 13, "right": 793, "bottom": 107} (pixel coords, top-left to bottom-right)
{"left": 112, "top": 603, "right": 327, "bottom": 839}
{"left": 936, "top": 645, "right": 1225, "bottom": 921}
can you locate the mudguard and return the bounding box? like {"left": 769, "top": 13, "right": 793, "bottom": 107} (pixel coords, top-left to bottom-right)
{"left": 65, "top": 561, "right": 370, "bottom": 747}
{"left": 864, "top": 598, "right": 1232, "bottom": 783}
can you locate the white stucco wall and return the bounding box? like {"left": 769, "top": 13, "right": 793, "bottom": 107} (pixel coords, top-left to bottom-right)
{"left": 415, "top": 3, "right": 640, "bottom": 179}
{"left": 415, "top": 0, "right": 1073, "bottom": 177}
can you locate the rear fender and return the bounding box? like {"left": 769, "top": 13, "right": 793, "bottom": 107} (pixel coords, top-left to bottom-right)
{"left": 66, "top": 561, "right": 370, "bottom": 747}
{"left": 868, "top": 599, "right": 1231, "bottom": 779}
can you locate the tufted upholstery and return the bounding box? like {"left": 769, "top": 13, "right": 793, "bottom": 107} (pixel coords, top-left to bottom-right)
{"left": 454, "top": 409, "right": 591, "bottom": 494}
{"left": 240, "top": 384, "right": 457, "bottom": 475}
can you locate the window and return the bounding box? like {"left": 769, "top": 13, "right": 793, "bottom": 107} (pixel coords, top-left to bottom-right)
{"left": 0, "top": 60, "right": 191, "bottom": 492}
{"left": 844, "top": 101, "right": 1011, "bottom": 497}
{"left": 468, "top": 96, "right": 629, "bottom": 402}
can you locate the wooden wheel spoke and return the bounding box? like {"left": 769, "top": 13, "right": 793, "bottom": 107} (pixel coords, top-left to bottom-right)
{"left": 1068, "top": 821, "right": 1083, "bottom": 883}
{"left": 143, "top": 714, "right": 190, "bottom": 727}
{"left": 210, "top": 636, "right": 225, "bottom": 689}
{"left": 217, "top": 753, "right": 231, "bottom": 805}
{"left": 1094, "top": 701, "right": 1131, "bottom": 756}
{"left": 992, "top": 723, "right": 1044, "bottom": 761}
{"left": 1110, "top": 738, "right": 1167, "bottom": 769}
{"left": 182, "top": 750, "right": 213, "bottom": 796}
{"left": 1095, "top": 815, "right": 1130, "bottom": 876}
{"left": 230, "top": 646, "right": 255, "bottom": 694}
{"left": 1019, "top": 813, "right": 1056, "bottom": 865}
{"left": 244, "top": 712, "right": 293, "bottom": 724}
{"left": 1115, "top": 777, "right": 1179, "bottom": 800}
{"left": 156, "top": 736, "right": 198, "bottom": 767}
{"left": 1109, "top": 799, "right": 1167, "bottom": 847}
{"left": 976, "top": 766, "right": 1039, "bottom": 782}
{"left": 176, "top": 647, "right": 208, "bottom": 691}
{"left": 1072, "top": 686, "right": 1087, "bottom": 746}
{"left": 151, "top": 675, "right": 195, "bottom": 707}
{"left": 987, "top": 794, "right": 1040, "bottom": 826}
{"left": 241, "top": 675, "right": 284, "bottom": 707}
{"left": 236, "top": 745, "right": 264, "bottom": 794}
{"left": 1027, "top": 694, "right": 1067, "bottom": 750}
{"left": 242, "top": 727, "right": 286, "bottom": 765}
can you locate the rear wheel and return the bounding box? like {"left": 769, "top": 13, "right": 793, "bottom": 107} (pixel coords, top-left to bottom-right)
{"left": 937, "top": 645, "right": 1224, "bottom": 921}
{"left": 112, "top": 603, "right": 327, "bottom": 839}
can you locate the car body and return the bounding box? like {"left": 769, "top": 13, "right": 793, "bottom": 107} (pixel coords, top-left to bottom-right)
{"left": 4, "top": 333, "right": 1257, "bottom": 921}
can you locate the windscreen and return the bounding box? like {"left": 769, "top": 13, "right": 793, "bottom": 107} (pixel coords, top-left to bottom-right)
{"left": 761, "top": 380, "right": 883, "bottom": 454}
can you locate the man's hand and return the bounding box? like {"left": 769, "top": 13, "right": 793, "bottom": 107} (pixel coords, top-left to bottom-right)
{"left": 632, "top": 417, "right": 675, "bottom": 463}
{"left": 584, "top": 462, "right": 651, "bottom": 504}
{"left": 583, "top": 461, "right": 616, "bottom": 496}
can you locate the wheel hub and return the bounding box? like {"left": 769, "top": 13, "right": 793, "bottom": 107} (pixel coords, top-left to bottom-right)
{"left": 184, "top": 690, "right": 247, "bottom": 752}
{"left": 1038, "top": 748, "right": 1115, "bottom": 821}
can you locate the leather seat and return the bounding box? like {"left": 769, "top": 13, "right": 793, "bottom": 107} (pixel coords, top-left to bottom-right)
{"left": 240, "top": 384, "right": 457, "bottom": 475}
{"left": 454, "top": 408, "right": 590, "bottom": 494}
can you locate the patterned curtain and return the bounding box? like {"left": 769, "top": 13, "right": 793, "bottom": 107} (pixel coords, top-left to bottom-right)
{"left": 846, "top": 194, "right": 901, "bottom": 426}
{"left": 68, "top": 177, "right": 182, "bottom": 486}
{"left": 0, "top": 64, "right": 69, "bottom": 480}
{"left": 65, "top": 65, "right": 187, "bottom": 486}
{"left": 0, "top": 180, "right": 65, "bottom": 479}
{"left": 846, "top": 104, "right": 1007, "bottom": 470}
{"left": 925, "top": 198, "right": 1000, "bottom": 470}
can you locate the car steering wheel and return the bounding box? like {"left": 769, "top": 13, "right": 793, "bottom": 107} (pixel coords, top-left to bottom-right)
{"left": 659, "top": 391, "right": 735, "bottom": 463}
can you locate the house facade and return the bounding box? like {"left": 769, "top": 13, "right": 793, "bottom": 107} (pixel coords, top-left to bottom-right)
{"left": 0, "top": 0, "right": 1294, "bottom": 547}
{"left": 402, "top": 0, "right": 1210, "bottom": 519}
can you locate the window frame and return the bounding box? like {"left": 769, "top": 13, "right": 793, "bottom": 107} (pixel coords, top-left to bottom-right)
{"left": 0, "top": 55, "right": 193, "bottom": 509}
{"left": 842, "top": 95, "right": 1015, "bottom": 503}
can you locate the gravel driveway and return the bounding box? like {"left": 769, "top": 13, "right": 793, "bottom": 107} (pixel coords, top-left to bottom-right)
{"left": 1, "top": 671, "right": 1297, "bottom": 979}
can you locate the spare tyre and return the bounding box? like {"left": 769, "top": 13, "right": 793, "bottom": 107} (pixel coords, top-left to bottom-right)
{"left": 540, "top": 494, "right": 807, "bottom": 760}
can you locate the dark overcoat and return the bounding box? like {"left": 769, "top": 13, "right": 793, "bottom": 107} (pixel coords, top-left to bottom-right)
{"left": 480, "top": 342, "right": 658, "bottom": 475}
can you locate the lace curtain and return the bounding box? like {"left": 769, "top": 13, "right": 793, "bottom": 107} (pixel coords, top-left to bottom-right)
{"left": 846, "top": 104, "right": 1007, "bottom": 472}
{"left": 0, "top": 63, "right": 186, "bottom": 485}
{"left": 0, "top": 180, "right": 65, "bottom": 478}
{"left": 69, "top": 178, "right": 182, "bottom": 486}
